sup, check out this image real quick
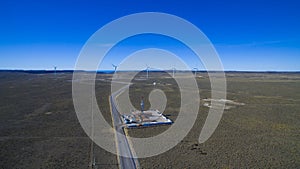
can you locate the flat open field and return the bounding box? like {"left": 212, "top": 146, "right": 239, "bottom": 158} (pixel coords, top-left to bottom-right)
{"left": 127, "top": 72, "right": 300, "bottom": 168}
{"left": 0, "top": 72, "right": 118, "bottom": 169}
{"left": 0, "top": 71, "right": 299, "bottom": 168}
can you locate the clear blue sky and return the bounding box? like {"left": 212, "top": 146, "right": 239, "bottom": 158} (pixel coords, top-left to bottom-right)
{"left": 0, "top": 0, "right": 299, "bottom": 71}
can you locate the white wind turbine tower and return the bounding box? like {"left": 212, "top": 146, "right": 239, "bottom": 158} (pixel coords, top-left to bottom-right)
{"left": 112, "top": 64, "right": 118, "bottom": 74}
{"left": 146, "top": 65, "right": 150, "bottom": 79}
{"left": 172, "top": 67, "right": 176, "bottom": 78}
{"left": 193, "top": 67, "right": 198, "bottom": 77}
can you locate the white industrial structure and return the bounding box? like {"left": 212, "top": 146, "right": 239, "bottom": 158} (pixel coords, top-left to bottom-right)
{"left": 121, "top": 109, "right": 172, "bottom": 128}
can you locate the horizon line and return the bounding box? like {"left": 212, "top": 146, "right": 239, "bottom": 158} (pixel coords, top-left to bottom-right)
{"left": 0, "top": 69, "right": 300, "bottom": 73}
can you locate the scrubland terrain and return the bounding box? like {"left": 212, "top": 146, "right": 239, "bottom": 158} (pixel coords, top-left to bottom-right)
{"left": 0, "top": 71, "right": 299, "bottom": 168}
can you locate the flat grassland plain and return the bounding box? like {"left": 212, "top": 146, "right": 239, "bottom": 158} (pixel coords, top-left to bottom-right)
{"left": 0, "top": 71, "right": 299, "bottom": 168}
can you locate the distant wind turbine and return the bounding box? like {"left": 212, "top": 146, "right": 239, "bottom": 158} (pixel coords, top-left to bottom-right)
{"left": 172, "top": 67, "right": 176, "bottom": 78}
{"left": 146, "top": 65, "right": 150, "bottom": 79}
{"left": 193, "top": 67, "right": 198, "bottom": 77}
{"left": 112, "top": 64, "right": 118, "bottom": 73}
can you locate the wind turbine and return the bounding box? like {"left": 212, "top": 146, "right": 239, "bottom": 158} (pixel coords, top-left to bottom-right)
{"left": 172, "top": 67, "right": 176, "bottom": 78}
{"left": 146, "top": 65, "right": 150, "bottom": 79}
{"left": 112, "top": 64, "right": 118, "bottom": 74}
{"left": 193, "top": 67, "right": 198, "bottom": 77}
